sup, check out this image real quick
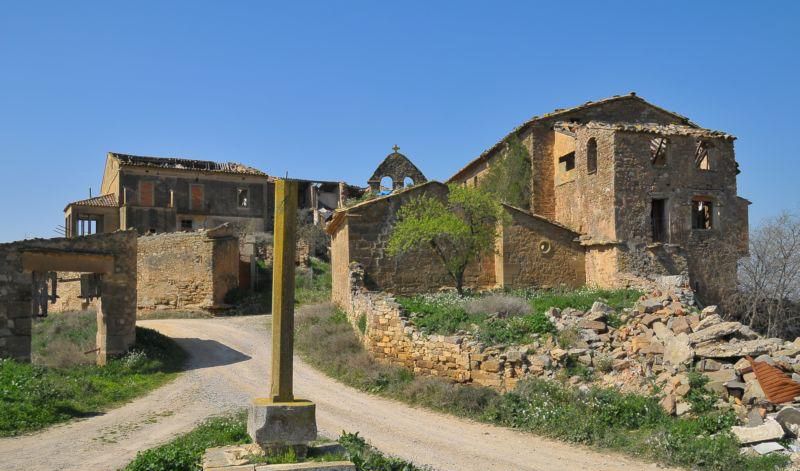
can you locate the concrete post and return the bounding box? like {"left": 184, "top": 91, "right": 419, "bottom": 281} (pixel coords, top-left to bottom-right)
{"left": 271, "top": 178, "right": 298, "bottom": 402}
{"left": 248, "top": 179, "right": 316, "bottom": 456}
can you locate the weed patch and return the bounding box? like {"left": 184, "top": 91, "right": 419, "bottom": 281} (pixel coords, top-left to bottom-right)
{"left": 0, "top": 325, "right": 185, "bottom": 436}
{"left": 397, "top": 288, "right": 640, "bottom": 346}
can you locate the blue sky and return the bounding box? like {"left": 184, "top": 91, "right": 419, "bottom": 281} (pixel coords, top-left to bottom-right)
{"left": 1, "top": 1, "right": 798, "bottom": 242}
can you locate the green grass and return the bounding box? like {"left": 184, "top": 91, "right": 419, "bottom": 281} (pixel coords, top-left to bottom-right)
{"left": 295, "top": 257, "right": 332, "bottom": 305}
{"left": 396, "top": 288, "right": 641, "bottom": 345}
{"left": 294, "top": 303, "right": 789, "bottom": 471}
{"left": 124, "top": 412, "right": 425, "bottom": 471}
{"left": 125, "top": 413, "right": 250, "bottom": 471}
{"left": 525, "top": 287, "right": 643, "bottom": 314}
{"left": 0, "top": 324, "right": 186, "bottom": 436}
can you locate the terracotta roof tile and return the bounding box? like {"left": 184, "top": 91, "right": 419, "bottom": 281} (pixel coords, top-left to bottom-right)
{"left": 66, "top": 194, "right": 118, "bottom": 208}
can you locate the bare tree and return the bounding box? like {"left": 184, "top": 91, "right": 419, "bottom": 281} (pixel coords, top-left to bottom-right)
{"left": 731, "top": 212, "right": 800, "bottom": 338}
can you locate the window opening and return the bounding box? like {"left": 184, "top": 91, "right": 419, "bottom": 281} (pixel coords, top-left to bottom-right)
{"left": 650, "top": 137, "right": 667, "bottom": 166}
{"left": 238, "top": 188, "right": 249, "bottom": 208}
{"left": 559, "top": 152, "right": 575, "bottom": 172}
{"left": 651, "top": 199, "right": 667, "bottom": 242}
{"left": 586, "top": 138, "right": 597, "bottom": 174}
{"left": 695, "top": 141, "right": 711, "bottom": 170}
{"left": 692, "top": 199, "right": 713, "bottom": 230}
{"left": 181, "top": 219, "right": 193, "bottom": 230}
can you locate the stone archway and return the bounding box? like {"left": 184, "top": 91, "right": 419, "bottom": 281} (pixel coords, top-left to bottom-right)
{"left": 0, "top": 231, "right": 137, "bottom": 365}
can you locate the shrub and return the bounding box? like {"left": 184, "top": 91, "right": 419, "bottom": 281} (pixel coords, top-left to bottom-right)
{"left": 556, "top": 327, "right": 580, "bottom": 349}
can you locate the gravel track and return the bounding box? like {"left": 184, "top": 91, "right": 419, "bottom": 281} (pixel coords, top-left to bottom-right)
{"left": 0, "top": 315, "right": 668, "bottom": 471}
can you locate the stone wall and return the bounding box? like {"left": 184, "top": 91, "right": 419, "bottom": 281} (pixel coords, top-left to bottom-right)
{"left": 340, "top": 274, "right": 535, "bottom": 391}
{"left": 136, "top": 226, "right": 239, "bottom": 313}
{"left": 0, "top": 231, "right": 137, "bottom": 364}
{"left": 498, "top": 206, "right": 585, "bottom": 289}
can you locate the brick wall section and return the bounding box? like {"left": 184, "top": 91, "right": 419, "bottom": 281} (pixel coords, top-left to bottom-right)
{"left": 0, "top": 231, "right": 137, "bottom": 363}
{"left": 136, "top": 227, "right": 239, "bottom": 312}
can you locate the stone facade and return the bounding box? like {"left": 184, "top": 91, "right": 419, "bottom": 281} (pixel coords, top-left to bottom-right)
{"left": 0, "top": 231, "right": 137, "bottom": 364}
{"left": 136, "top": 226, "right": 240, "bottom": 313}
{"left": 448, "top": 94, "right": 749, "bottom": 303}
{"left": 328, "top": 183, "right": 585, "bottom": 305}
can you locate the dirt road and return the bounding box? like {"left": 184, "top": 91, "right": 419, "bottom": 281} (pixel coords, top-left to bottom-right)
{"left": 0, "top": 315, "right": 666, "bottom": 471}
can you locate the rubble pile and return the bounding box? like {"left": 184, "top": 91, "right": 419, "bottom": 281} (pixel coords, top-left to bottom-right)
{"left": 523, "top": 287, "right": 800, "bottom": 458}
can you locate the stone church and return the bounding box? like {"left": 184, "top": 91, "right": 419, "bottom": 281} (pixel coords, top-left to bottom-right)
{"left": 330, "top": 93, "right": 749, "bottom": 305}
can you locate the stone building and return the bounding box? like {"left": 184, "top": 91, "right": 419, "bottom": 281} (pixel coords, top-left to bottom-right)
{"left": 449, "top": 93, "right": 749, "bottom": 303}
{"left": 328, "top": 179, "right": 585, "bottom": 307}
{"left": 64, "top": 152, "right": 359, "bottom": 238}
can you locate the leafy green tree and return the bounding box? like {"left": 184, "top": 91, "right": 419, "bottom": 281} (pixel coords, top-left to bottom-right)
{"left": 387, "top": 185, "right": 503, "bottom": 295}
{"left": 481, "top": 135, "right": 532, "bottom": 209}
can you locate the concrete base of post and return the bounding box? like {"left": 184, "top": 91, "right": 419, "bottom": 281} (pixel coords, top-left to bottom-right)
{"left": 247, "top": 398, "right": 317, "bottom": 458}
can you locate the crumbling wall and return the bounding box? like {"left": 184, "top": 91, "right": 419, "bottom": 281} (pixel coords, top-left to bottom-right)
{"left": 0, "top": 231, "right": 137, "bottom": 363}
{"left": 612, "top": 131, "right": 745, "bottom": 303}
{"left": 136, "top": 227, "right": 239, "bottom": 313}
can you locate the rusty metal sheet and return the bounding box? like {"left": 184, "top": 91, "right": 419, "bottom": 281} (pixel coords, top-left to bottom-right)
{"left": 748, "top": 356, "right": 800, "bottom": 404}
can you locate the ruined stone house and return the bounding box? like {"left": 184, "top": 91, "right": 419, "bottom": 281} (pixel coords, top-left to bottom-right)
{"left": 64, "top": 152, "right": 358, "bottom": 239}
{"left": 329, "top": 94, "right": 749, "bottom": 305}
{"left": 449, "top": 93, "right": 749, "bottom": 303}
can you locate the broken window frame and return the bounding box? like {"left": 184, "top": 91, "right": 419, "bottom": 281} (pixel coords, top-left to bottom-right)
{"left": 650, "top": 137, "right": 668, "bottom": 166}
{"left": 695, "top": 140, "right": 711, "bottom": 170}
{"left": 691, "top": 197, "right": 713, "bottom": 230}
{"left": 586, "top": 138, "right": 598, "bottom": 174}
{"left": 237, "top": 188, "right": 250, "bottom": 208}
